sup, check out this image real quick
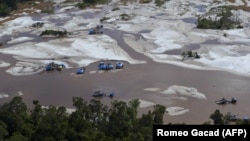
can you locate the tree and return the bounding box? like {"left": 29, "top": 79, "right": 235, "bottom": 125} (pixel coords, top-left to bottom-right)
{"left": 197, "top": 6, "right": 241, "bottom": 30}
{"left": 193, "top": 52, "right": 200, "bottom": 59}
{"left": 0, "top": 4, "right": 11, "bottom": 17}
{"left": 32, "top": 105, "right": 68, "bottom": 141}
{"left": 0, "top": 96, "right": 183, "bottom": 140}
{"left": 0, "top": 96, "right": 28, "bottom": 136}
{"left": 187, "top": 51, "right": 193, "bottom": 57}
{"left": 210, "top": 109, "right": 224, "bottom": 125}
{"left": 88, "top": 99, "right": 110, "bottom": 132}
{"left": 0, "top": 120, "right": 8, "bottom": 139}
{"left": 66, "top": 97, "right": 92, "bottom": 140}
{"left": 152, "top": 104, "right": 166, "bottom": 124}
{"left": 30, "top": 100, "right": 43, "bottom": 127}
{"left": 137, "top": 111, "right": 153, "bottom": 141}
{"left": 128, "top": 99, "right": 140, "bottom": 125}
{"left": 4, "top": 132, "right": 28, "bottom": 141}
{"left": 106, "top": 100, "right": 133, "bottom": 138}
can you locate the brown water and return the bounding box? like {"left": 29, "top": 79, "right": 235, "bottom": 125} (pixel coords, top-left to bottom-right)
{"left": 1, "top": 56, "right": 250, "bottom": 124}
{"left": 0, "top": 3, "right": 250, "bottom": 124}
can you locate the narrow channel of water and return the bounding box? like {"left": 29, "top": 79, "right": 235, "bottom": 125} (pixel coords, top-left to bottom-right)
{"left": 164, "top": 39, "right": 250, "bottom": 55}
{"left": 103, "top": 29, "right": 153, "bottom": 62}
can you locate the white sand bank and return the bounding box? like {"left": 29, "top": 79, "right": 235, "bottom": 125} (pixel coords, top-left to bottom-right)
{"left": 166, "top": 107, "right": 190, "bottom": 116}
{"left": 0, "top": 94, "right": 9, "bottom": 99}
{"left": 0, "top": 34, "right": 144, "bottom": 75}
{"left": 0, "top": 60, "right": 10, "bottom": 67}
{"left": 139, "top": 99, "right": 156, "bottom": 108}
{"left": 7, "top": 37, "right": 34, "bottom": 44}
{"left": 162, "top": 85, "right": 207, "bottom": 100}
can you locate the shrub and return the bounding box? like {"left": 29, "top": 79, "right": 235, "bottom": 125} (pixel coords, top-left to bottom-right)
{"left": 40, "top": 30, "right": 68, "bottom": 37}
{"left": 77, "top": 3, "right": 87, "bottom": 9}
{"left": 140, "top": 0, "right": 152, "bottom": 4}
{"left": 120, "top": 14, "right": 130, "bottom": 21}
{"left": 100, "top": 17, "right": 110, "bottom": 23}
{"left": 112, "top": 7, "right": 120, "bottom": 11}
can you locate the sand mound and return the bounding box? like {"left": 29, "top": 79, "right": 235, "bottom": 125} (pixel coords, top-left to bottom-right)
{"left": 162, "top": 85, "right": 207, "bottom": 100}
{"left": 0, "top": 93, "right": 9, "bottom": 99}
{"left": 139, "top": 99, "right": 156, "bottom": 108}
{"left": 166, "top": 107, "right": 190, "bottom": 116}
{"left": 17, "top": 91, "right": 23, "bottom": 96}
{"left": 144, "top": 88, "right": 160, "bottom": 92}
{"left": 0, "top": 61, "right": 10, "bottom": 67}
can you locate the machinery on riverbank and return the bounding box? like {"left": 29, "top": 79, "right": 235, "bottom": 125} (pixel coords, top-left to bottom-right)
{"left": 45, "top": 62, "right": 65, "bottom": 72}
{"left": 93, "top": 90, "right": 114, "bottom": 98}
{"left": 76, "top": 67, "right": 85, "bottom": 75}
{"left": 88, "top": 25, "right": 103, "bottom": 35}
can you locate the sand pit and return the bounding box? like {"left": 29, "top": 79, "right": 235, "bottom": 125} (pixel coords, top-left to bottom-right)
{"left": 166, "top": 107, "right": 190, "bottom": 116}
{"left": 162, "top": 85, "right": 207, "bottom": 100}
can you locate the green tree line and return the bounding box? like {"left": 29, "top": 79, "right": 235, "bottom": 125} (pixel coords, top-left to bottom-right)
{"left": 0, "top": 0, "right": 33, "bottom": 17}
{"left": 0, "top": 96, "right": 166, "bottom": 141}
{"left": 197, "top": 6, "right": 243, "bottom": 29}
{"left": 0, "top": 96, "right": 249, "bottom": 140}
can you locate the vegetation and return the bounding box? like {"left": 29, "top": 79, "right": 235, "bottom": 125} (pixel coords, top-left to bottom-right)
{"left": 0, "top": 96, "right": 249, "bottom": 140}
{"left": 41, "top": 9, "right": 54, "bottom": 14}
{"left": 76, "top": 0, "right": 110, "bottom": 9}
{"left": 0, "top": 0, "right": 55, "bottom": 16}
{"left": 0, "top": 3, "right": 11, "bottom": 17}
{"left": 154, "top": 0, "right": 166, "bottom": 7}
{"left": 209, "top": 109, "right": 250, "bottom": 125}
{"left": 120, "top": 13, "right": 131, "bottom": 21}
{"left": 0, "top": 0, "right": 16, "bottom": 17}
{"left": 139, "top": 0, "right": 152, "bottom": 4}
{"left": 40, "top": 30, "right": 68, "bottom": 37}
{"left": 76, "top": 2, "right": 87, "bottom": 10}
{"left": 111, "top": 7, "right": 119, "bottom": 11}
{"left": 197, "top": 6, "right": 243, "bottom": 29}
{"left": 0, "top": 0, "right": 40, "bottom": 17}
{"left": 0, "top": 96, "right": 166, "bottom": 141}
{"left": 100, "top": 16, "right": 110, "bottom": 23}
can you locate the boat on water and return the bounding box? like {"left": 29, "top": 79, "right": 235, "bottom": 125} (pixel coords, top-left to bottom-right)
{"left": 93, "top": 91, "right": 106, "bottom": 97}
{"left": 45, "top": 62, "right": 65, "bottom": 72}
{"left": 229, "top": 97, "right": 237, "bottom": 104}
{"left": 108, "top": 92, "right": 114, "bottom": 98}
{"left": 92, "top": 91, "right": 115, "bottom": 98}
{"left": 215, "top": 98, "right": 228, "bottom": 105}
{"left": 215, "top": 97, "right": 237, "bottom": 105}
